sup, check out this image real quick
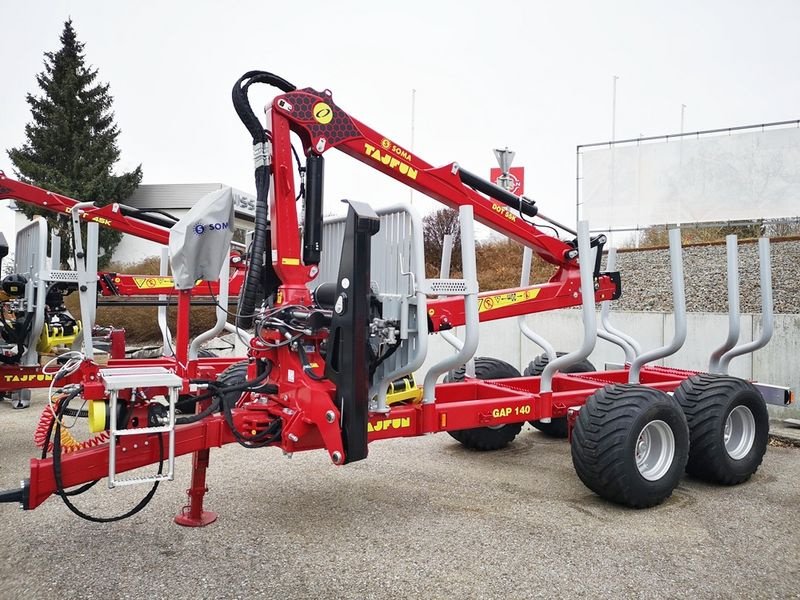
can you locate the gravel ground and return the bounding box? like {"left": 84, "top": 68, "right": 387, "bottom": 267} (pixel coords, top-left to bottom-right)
{"left": 607, "top": 239, "right": 800, "bottom": 313}
{"left": 0, "top": 393, "right": 798, "bottom": 599}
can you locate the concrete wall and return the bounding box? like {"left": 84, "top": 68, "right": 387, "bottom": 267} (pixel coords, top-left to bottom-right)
{"left": 420, "top": 310, "right": 799, "bottom": 417}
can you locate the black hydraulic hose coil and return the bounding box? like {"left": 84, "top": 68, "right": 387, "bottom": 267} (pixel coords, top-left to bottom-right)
{"left": 232, "top": 71, "right": 296, "bottom": 329}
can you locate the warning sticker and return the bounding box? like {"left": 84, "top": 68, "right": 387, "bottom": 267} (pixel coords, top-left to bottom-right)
{"left": 133, "top": 277, "right": 175, "bottom": 289}
{"left": 478, "top": 289, "right": 540, "bottom": 313}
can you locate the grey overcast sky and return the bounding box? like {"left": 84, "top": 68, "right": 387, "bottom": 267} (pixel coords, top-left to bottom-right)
{"left": 1, "top": 0, "right": 798, "bottom": 247}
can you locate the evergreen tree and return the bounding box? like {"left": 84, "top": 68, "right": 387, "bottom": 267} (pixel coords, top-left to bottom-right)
{"left": 8, "top": 19, "right": 142, "bottom": 267}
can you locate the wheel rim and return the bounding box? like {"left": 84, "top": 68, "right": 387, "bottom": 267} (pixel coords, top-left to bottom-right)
{"left": 724, "top": 405, "right": 756, "bottom": 460}
{"left": 634, "top": 420, "right": 675, "bottom": 481}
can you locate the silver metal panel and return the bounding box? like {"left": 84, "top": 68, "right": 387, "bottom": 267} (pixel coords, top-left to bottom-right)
{"left": 312, "top": 210, "right": 415, "bottom": 298}
{"left": 14, "top": 221, "right": 47, "bottom": 366}
{"left": 100, "top": 366, "right": 182, "bottom": 390}
{"left": 752, "top": 382, "right": 792, "bottom": 406}
{"left": 14, "top": 220, "right": 47, "bottom": 276}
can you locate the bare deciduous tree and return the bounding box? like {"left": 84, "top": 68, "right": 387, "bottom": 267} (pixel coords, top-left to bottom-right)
{"left": 423, "top": 209, "right": 461, "bottom": 276}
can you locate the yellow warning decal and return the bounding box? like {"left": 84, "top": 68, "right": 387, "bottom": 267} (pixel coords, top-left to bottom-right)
{"left": 478, "top": 289, "right": 540, "bottom": 313}
{"left": 281, "top": 257, "right": 301, "bottom": 266}
{"left": 133, "top": 277, "right": 175, "bottom": 289}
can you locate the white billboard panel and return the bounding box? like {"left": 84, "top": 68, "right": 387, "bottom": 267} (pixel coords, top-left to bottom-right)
{"left": 580, "top": 125, "right": 800, "bottom": 230}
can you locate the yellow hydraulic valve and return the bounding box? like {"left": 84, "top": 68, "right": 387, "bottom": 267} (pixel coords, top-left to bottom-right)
{"left": 385, "top": 374, "right": 423, "bottom": 405}
{"left": 37, "top": 320, "right": 82, "bottom": 354}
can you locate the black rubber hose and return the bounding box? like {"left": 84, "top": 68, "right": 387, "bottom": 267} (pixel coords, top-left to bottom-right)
{"left": 237, "top": 164, "right": 269, "bottom": 329}
{"left": 232, "top": 71, "right": 295, "bottom": 143}
{"left": 52, "top": 390, "right": 163, "bottom": 523}
{"left": 232, "top": 71, "right": 295, "bottom": 329}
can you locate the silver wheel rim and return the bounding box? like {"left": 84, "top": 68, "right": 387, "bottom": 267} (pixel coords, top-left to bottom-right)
{"left": 724, "top": 405, "right": 756, "bottom": 460}
{"left": 635, "top": 420, "right": 675, "bottom": 481}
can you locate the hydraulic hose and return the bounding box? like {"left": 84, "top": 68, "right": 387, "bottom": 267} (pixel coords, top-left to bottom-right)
{"left": 232, "top": 71, "right": 296, "bottom": 328}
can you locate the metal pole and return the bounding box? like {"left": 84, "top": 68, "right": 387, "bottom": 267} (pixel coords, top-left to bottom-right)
{"left": 611, "top": 75, "right": 619, "bottom": 141}
{"left": 629, "top": 228, "right": 687, "bottom": 383}
{"left": 708, "top": 235, "right": 740, "bottom": 373}
{"left": 410, "top": 88, "right": 416, "bottom": 206}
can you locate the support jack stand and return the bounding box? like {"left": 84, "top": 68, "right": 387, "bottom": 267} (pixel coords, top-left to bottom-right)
{"left": 174, "top": 448, "right": 218, "bottom": 527}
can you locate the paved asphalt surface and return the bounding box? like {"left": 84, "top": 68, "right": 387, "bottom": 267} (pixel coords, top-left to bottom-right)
{"left": 0, "top": 393, "right": 798, "bottom": 600}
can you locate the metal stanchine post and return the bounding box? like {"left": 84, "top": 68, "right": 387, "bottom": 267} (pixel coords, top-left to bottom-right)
{"left": 440, "top": 234, "right": 453, "bottom": 280}
{"left": 438, "top": 233, "right": 475, "bottom": 378}
{"left": 628, "top": 228, "right": 687, "bottom": 383}
{"left": 190, "top": 258, "right": 229, "bottom": 360}
{"left": 50, "top": 231, "right": 61, "bottom": 270}
{"left": 71, "top": 203, "right": 97, "bottom": 359}
{"left": 518, "top": 246, "right": 556, "bottom": 362}
{"left": 709, "top": 235, "right": 741, "bottom": 373}
{"left": 84, "top": 222, "right": 99, "bottom": 336}
{"left": 158, "top": 247, "right": 174, "bottom": 357}
{"left": 599, "top": 247, "right": 639, "bottom": 363}
{"left": 719, "top": 238, "right": 773, "bottom": 372}
{"left": 438, "top": 233, "right": 460, "bottom": 350}
{"left": 540, "top": 221, "right": 597, "bottom": 395}
{"left": 422, "top": 206, "right": 479, "bottom": 402}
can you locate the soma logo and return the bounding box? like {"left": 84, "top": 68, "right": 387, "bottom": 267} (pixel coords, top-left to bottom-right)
{"left": 193, "top": 222, "right": 229, "bottom": 235}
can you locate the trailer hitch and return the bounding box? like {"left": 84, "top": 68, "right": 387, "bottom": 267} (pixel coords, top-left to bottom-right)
{"left": 0, "top": 479, "right": 29, "bottom": 509}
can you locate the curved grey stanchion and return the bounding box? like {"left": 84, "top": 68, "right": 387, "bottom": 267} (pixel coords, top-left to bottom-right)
{"left": 439, "top": 235, "right": 463, "bottom": 352}
{"left": 597, "top": 328, "right": 635, "bottom": 363}
{"left": 190, "top": 258, "right": 229, "bottom": 360}
{"left": 223, "top": 321, "right": 253, "bottom": 343}
{"left": 628, "top": 228, "right": 686, "bottom": 383}
{"left": 157, "top": 248, "right": 175, "bottom": 357}
{"left": 438, "top": 233, "right": 475, "bottom": 377}
{"left": 422, "top": 206, "right": 479, "bottom": 402}
{"left": 718, "top": 238, "right": 773, "bottom": 372}
{"left": 599, "top": 247, "right": 640, "bottom": 363}
{"left": 540, "top": 221, "right": 597, "bottom": 395}
{"left": 708, "top": 235, "right": 741, "bottom": 373}
{"left": 518, "top": 247, "right": 556, "bottom": 362}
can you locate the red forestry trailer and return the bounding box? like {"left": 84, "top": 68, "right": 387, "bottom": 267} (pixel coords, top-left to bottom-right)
{"left": 0, "top": 71, "right": 789, "bottom": 524}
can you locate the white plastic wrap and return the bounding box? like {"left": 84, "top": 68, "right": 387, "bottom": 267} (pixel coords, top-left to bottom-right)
{"left": 169, "top": 188, "right": 235, "bottom": 290}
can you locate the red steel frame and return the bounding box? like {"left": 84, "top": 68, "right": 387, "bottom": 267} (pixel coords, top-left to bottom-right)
{"left": 2, "top": 83, "right": 697, "bottom": 521}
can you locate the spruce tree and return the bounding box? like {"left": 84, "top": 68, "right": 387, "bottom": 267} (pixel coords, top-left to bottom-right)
{"left": 7, "top": 19, "right": 142, "bottom": 267}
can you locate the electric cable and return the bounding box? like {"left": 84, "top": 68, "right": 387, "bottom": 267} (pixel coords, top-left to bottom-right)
{"left": 52, "top": 386, "right": 164, "bottom": 523}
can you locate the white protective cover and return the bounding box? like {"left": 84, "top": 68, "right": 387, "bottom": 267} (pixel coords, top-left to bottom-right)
{"left": 580, "top": 125, "right": 800, "bottom": 230}
{"left": 169, "top": 187, "right": 235, "bottom": 290}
